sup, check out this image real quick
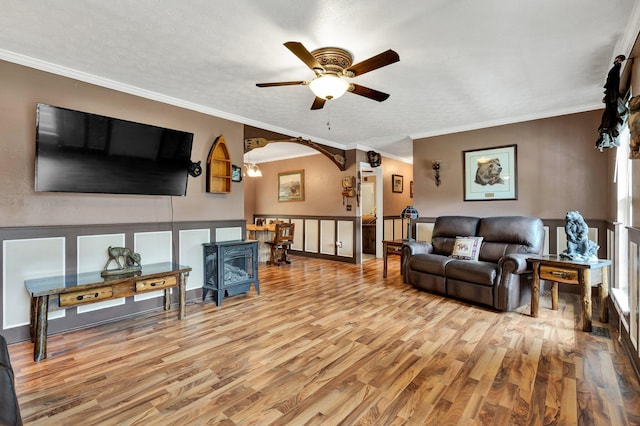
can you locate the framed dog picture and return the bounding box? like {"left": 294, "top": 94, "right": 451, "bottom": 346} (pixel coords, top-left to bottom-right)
{"left": 463, "top": 145, "right": 517, "bottom": 201}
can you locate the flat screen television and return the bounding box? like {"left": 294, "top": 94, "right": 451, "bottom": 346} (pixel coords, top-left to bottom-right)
{"left": 35, "top": 103, "right": 194, "bottom": 196}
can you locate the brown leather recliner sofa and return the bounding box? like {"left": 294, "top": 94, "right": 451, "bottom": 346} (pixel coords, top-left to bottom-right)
{"left": 0, "top": 335, "right": 22, "bottom": 425}
{"left": 402, "top": 216, "right": 545, "bottom": 311}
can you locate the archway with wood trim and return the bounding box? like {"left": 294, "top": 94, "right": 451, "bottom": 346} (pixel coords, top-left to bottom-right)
{"left": 244, "top": 137, "right": 348, "bottom": 171}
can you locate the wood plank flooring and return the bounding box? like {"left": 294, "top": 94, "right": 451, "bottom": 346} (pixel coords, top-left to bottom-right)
{"left": 8, "top": 256, "right": 640, "bottom": 425}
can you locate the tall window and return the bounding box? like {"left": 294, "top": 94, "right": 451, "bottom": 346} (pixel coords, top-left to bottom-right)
{"left": 613, "top": 125, "right": 632, "bottom": 314}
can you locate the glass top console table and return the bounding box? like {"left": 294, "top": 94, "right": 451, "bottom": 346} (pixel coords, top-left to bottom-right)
{"left": 24, "top": 262, "right": 191, "bottom": 361}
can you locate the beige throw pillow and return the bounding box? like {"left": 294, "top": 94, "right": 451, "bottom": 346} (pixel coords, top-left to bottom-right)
{"left": 451, "top": 236, "right": 483, "bottom": 261}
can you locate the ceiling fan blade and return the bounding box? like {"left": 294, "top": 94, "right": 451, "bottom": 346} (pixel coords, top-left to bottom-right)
{"left": 256, "top": 81, "right": 306, "bottom": 87}
{"left": 311, "top": 97, "right": 326, "bottom": 110}
{"left": 346, "top": 49, "right": 399, "bottom": 77}
{"left": 284, "top": 41, "right": 324, "bottom": 73}
{"left": 349, "top": 84, "right": 390, "bottom": 102}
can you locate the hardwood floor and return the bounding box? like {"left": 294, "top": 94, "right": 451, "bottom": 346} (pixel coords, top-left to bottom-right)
{"left": 8, "top": 256, "right": 640, "bottom": 425}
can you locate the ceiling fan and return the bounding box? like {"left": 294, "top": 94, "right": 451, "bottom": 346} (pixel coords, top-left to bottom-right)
{"left": 256, "top": 41, "right": 399, "bottom": 110}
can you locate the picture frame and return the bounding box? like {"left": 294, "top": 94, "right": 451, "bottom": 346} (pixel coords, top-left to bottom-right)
{"left": 410, "top": 180, "right": 414, "bottom": 198}
{"left": 278, "top": 169, "right": 305, "bottom": 202}
{"left": 231, "top": 165, "right": 242, "bottom": 182}
{"left": 392, "top": 174, "right": 403, "bottom": 193}
{"left": 463, "top": 144, "right": 517, "bottom": 201}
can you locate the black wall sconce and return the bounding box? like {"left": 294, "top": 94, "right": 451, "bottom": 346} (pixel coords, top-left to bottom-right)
{"left": 432, "top": 160, "right": 441, "bottom": 186}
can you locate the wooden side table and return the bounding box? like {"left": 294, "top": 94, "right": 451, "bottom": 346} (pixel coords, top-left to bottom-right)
{"left": 382, "top": 240, "right": 404, "bottom": 278}
{"left": 528, "top": 255, "right": 611, "bottom": 332}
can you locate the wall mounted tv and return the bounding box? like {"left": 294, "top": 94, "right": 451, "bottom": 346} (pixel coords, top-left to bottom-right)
{"left": 35, "top": 103, "right": 194, "bottom": 196}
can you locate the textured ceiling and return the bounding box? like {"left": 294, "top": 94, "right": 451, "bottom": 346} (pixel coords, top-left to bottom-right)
{"left": 1, "top": 0, "right": 639, "bottom": 164}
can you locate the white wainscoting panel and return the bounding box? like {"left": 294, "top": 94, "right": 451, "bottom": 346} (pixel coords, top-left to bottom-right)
{"left": 556, "top": 226, "right": 598, "bottom": 255}
{"left": 216, "top": 227, "right": 242, "bottom": 242}
{"left": 543, "top": 226, "right": 550, "bottom": 255}
{"left": 337, "top": 220, "right": 354, "bottom": 257}
{"left": 3, "top": 237, "right": 65, "bottom": 329}
{"left": 133, "top": 231, "right": 172, "bottom": 302}
{"left": 383, "top": 219, "right": 394, "bottom": 241}
{"left": 607, "top": 228, "right": 616, "bottom": 287}
{"left": 630, "top": 242, "right": 638, "bottom": 350}
{"left": 179, "top": 229, "right": 210, "bottom": 291}
{"left": 395, "top": 219, "right": 405, "bottom": 240}
{"left": 291, "top": 219, "right": 304, "bottom": 251}
{"left": 416, "top": 223, "right": 434, "bottom": 243}
{"left": 320, "top": 220, "right": 336, "bottom": 255}
{"left": 76, "top": 234, "right": 126, "bottom": 314}
{"left": 305, "top": 220, "right": 319, "bottom": 253}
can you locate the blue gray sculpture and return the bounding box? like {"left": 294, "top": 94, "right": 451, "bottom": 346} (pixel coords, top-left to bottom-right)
{"left": 560, "top": 211, "right": 599, "bottom": 261}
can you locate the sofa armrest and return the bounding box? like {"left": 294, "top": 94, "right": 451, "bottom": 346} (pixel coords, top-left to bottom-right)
{"left": 498, "top": 253, "right": 532, "bottom": 275}
{"left": 402, "top": 241, "right": 433, "bottom": 256}
{"left": 401, "top": 241, "right": 433, "bottom": 282}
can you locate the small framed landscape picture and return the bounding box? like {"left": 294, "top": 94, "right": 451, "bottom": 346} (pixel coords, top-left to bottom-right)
{"left": 463, "top": 144, "right": 517, "bottom": 201}
{"left": 392, "top": 174, "right": 403, "bottom": 193}
{"left": 278, "top": 169, "right": 305, "bottom": 202}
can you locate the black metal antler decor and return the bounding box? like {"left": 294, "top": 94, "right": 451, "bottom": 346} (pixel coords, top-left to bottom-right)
{"left": 432, "top": 160, "right": 441, "bottom": 186}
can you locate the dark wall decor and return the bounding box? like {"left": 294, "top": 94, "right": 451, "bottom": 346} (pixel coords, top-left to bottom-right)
{"left": 392, "top": 174, "right": 403, "bottom": 193}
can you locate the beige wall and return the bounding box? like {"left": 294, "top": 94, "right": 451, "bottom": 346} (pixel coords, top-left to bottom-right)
{"left": 2, "top": 58, "right": 607, "bottom": 228}
{"left": 412, "top": 111, "right": 609, "bottom": 220}
{"left": 246, "top": 152, "right": 414, "bottom": 219}
{"left": 0, "top": 61, "right": 244, "bottom": 227}
{"left": 243, "top": 172, "right": 256, "bottom": 222}
{"left": 250, "top": 153, "right": 358, "bottom": 217}
{"left": 380, "top": 156, "right": 414, "bottom": 217}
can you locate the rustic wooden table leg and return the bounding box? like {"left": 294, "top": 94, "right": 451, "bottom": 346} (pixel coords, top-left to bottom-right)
{"left": 580, "top": 269, "right": 592, "bottom": 332}
{"left": 600, "top": 267, "right": 609, "bottom": 323}
{"left": 34, "top": 295, "right": 49, "bottom": 361}
{"left": 164, "top": 288, "right": 171, "bottom": 311}
{"left": 551, "top": 281, "right": 558, "bottom": 310}
{"left": 383, "top": 242, "right": 389, "bottom": 278}
{"left": 178, "top": 272, "right": 187, "bottom": 320}
{"left": 530, "top": 262, "right": 540, "bottom": 318}
{"left": 29, "top": 296, "right": 36, "bottom": 343}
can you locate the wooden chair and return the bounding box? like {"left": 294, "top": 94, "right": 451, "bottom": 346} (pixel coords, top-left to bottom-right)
{"left": 266, "top": 223, "right": 295, "bottom": 265}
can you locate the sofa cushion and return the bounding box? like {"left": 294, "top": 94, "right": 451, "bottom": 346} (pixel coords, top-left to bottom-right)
{"left": 477, "top": 216, "right": 545, "bottom": 262}
{"left": 431, "top": 216, "right": 480, "bottom": 255}
{"left": 409, "top": 254, "right": 453, "bottom": 276}
{"left": 451, "top": 236, "right": 483, "bottom": 260}
{"left": 445, "top": 259, "right": 498, "bottom": 286}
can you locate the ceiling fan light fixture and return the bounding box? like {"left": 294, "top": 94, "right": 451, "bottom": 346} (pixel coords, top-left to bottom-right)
{"left": 309, "top": 74, "right": 350, "bottom": 100}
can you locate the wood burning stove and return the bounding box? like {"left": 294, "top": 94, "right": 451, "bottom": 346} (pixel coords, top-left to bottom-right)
{"left": 203, "top": 240, "right": 259, "bottom": 306}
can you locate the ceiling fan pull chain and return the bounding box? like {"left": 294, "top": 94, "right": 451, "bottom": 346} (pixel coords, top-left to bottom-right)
{"left": 327, "top": 103, "right": 332, "bottom": 131}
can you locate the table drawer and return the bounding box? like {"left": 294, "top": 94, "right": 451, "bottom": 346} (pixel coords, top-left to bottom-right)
{"left": 60, "top": 287, "right": 113, "bottom": 307}
{"left": 540, "top": 265, "right": 579, "bottom": 284}
{"left": 135, "top": 275, "right": 177, "bottom": 292}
